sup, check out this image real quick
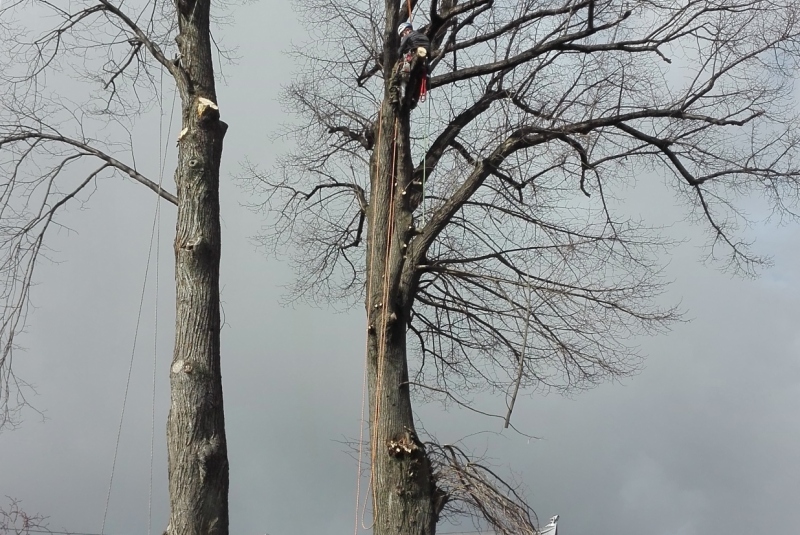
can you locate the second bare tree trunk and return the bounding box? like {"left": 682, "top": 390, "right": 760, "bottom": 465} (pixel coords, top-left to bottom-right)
{"left": 166, "top": 1, "right": 229, "bottom": 533}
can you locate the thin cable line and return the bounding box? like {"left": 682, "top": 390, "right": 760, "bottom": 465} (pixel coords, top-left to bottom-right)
{"left": 101, "top": 66, "right": 178, "bottom": 535}
{"left": 101, "top": 182, "right": 159, "bottom": 535}
{"left": 148, "top": 65, "right": 164, "bottom": 535}
{"left": 147, "top": 179, "right": 161, "bottom": 535}
{"left": 148, "top": 66, "right": 176, "bottom": 535}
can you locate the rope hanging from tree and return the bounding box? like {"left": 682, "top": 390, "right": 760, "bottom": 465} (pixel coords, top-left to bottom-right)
{"left": 353, "top": 2, "right": 430, "bottom": 530}
{"left": 354, "top": 106, "right": 401, "bottom": 533}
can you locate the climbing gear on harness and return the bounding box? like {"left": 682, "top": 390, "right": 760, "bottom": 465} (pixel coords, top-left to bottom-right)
{"left": 402, "top": 54, "right": 412, "bottom": 73}
{"left": 398, "top": 22, "right": 413, "bottom": 35}
{"left": 418, "top": 75, "right": 428, "bottom": 103}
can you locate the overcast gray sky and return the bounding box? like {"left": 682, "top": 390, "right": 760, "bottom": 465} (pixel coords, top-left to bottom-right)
{"left": 2, "top": 3, "right": 799, "bottom": 535}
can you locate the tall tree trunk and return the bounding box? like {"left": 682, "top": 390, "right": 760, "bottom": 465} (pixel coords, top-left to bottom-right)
{"left": 366, "top": 96, "right": 437, "bottom": 534}
{"left": 166, "top": 1, "right": 229, "bottom": 533}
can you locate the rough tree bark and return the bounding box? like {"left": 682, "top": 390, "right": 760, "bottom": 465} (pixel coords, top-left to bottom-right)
{"left": 167, "top": 1, "right": 229, "bottom": 534}
{"left": 367, "top": 101, "right": 438, "bottom": 534}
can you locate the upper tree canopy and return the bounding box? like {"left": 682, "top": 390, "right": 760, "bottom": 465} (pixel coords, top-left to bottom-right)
{"left": 258, "top": 0, "right": 800, "bottom": 420}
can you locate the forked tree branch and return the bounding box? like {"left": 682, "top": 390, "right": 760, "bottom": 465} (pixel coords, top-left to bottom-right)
{"left": 97, "top": 0, "right": 192, "bottom": 96}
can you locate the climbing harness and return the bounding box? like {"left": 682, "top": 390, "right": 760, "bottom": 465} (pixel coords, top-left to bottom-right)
{"left": 418, "top": 70, "right": 428, "bottom": 103}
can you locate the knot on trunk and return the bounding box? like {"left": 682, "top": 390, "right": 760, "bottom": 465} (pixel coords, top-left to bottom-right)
{"left": 387, "top": 428, "right": 423, "bottom": 458}
{"left": 171, "top": 359, "right": 193, "bottom": 374}
{"left": 177, "top": 127, "right": 189, "bottom": 145}
{"left": 403, "top": 179, "right": 425, "bottom": 213}
{"left": 197, "top": 97, "right": 220, "bottom": 124}
{"left": 181, "top": 235, "right": 207, "bottom": 253}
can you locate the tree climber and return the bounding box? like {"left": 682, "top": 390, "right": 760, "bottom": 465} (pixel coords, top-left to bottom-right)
{"left": 390, "top": 22, "right": 431, "bottom": 109}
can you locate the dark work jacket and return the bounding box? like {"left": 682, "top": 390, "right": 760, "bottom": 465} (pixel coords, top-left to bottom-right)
{"left": 398, "top": 30, "right": 431, "bottom": 57}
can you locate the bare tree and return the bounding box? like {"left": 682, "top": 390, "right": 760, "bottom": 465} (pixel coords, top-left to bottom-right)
{"left": 0, "top": 1, "right": 230, "bottom": 533}
{"left": 0, "top": 498, "right": 52, "bottom": 535}
{"left": 250, "top": 0, "right": 800, "bottom": 534}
